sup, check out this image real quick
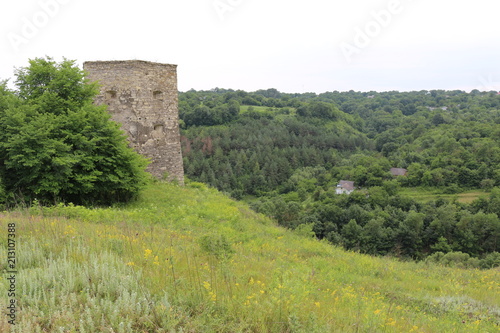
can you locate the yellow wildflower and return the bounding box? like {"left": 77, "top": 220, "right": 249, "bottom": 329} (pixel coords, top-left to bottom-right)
{"left": 203, "top": 281, "right": 211, "bottom": 290}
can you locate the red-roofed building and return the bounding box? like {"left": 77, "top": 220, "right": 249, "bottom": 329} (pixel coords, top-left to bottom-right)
{"left": 336, "top": 180, "right": 355, "bottom": 194}
{"left": 390, "top": 168, "right": 407, "bottom": 177}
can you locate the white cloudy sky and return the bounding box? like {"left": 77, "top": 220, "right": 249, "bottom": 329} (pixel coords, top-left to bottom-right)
{"left": 1, "top": 0, "right": 499, "bottom": 93}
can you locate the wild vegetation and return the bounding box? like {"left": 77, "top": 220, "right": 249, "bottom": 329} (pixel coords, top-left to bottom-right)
{"left": 1, "top": 182, "right": 499, "bottom": 332}
{"left": 180, "top": 88, "right": 500, "bottom": 264}
{"left": 0, "top": 59, "right": 499, "bottom": 331}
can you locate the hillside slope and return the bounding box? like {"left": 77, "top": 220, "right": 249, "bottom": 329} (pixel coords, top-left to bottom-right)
{"left": 1, "top": 182, "right": 499, "bottom": 332}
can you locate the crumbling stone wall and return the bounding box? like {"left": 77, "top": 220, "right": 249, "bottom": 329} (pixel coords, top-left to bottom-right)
{"left": 83, "top": 60, "right": 184, "bottom": 184}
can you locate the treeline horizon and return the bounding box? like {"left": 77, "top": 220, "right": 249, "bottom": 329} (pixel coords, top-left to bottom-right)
{"left": 180, "top": 87, "right": 499, "bottom": 95}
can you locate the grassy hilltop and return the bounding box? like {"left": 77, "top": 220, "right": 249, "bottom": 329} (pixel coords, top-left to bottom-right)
{"left": 1, "top": 182, "right": 499, "bottom": 332}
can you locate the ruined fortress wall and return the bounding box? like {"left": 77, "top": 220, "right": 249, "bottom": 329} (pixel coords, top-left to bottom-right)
{"left": 83, "top": 60, "right": 184, "bottom": 184}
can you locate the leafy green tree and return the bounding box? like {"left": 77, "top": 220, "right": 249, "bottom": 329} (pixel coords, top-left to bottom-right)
{"left": 397, "top": 211, "right": 425, "bottom": 257}
{"left": 431, "top": 236, "right": 453, "bottom": 253}
{"left": 308, "top": 101, "right": 335, "bottom": 119}
{"left": 455, "top": 212, "right": 481, "bottom": 255}
{"left": 480, "top": 179, "right": 496, "bottom": 191}
{"left": 0, "top": 57, "right": 148, "bottom": 205}
{"left": 341, "top": 219, "right": 363, "bottom": 250}
{"left": 361, "top": 217, "right": 393, "bottom": 255}
{"left": 405, "top": 163, "right": 426, "bottom": 186}
{"left": 427, "top": 204, "right": 458, "bottom": 244}
{"left": 367, "top": 187, "right": 389, "bottom": 207}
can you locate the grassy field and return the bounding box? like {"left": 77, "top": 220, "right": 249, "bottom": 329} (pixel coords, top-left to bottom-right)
{"left": 240, "top": 105, "right": 271, "bottom": 113}
{"left": 240, "top": 105, "right": 296, "bottom": 115}
{"left": 455, "top": 191, "right": 486, "bottom": 204}
{"left": 0, "top": 182, "right": 499, "bottom": 332}
{"left": 398, "top": 188, "right": 487, "bottom": 204}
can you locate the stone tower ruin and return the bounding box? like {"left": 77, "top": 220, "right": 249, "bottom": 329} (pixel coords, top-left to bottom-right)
{"left": 83, "top": 60, "right": 184, "bottom": 184}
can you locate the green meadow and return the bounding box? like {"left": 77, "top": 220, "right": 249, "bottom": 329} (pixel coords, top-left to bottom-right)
{"left": 1, "top": 182, "right": 499, "bottom": 332}
{"left": 398, "top": 188, "right": 487, "bottom": 204}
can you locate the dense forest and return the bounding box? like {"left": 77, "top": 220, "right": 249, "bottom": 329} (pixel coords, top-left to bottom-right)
{"left": 179, "top": 88, "right": 500, "bottom": 266}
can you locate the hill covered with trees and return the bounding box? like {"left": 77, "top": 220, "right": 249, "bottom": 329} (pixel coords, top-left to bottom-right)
{"left": 180, "top": 88, "right": 500, "bottom": 264}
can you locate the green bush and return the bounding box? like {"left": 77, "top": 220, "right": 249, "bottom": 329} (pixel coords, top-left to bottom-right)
{"left": 199, "top": 234, "right": 234, "bottom": 260}
{"left": 480, "top": 252, "right": 500, "bottom": 269}
{"left": 294, "top": 223, "right": 316, "bottom": 238}
{"left": 442, "top": 184, "right": 460, "bottom": 194}
{"left": 425, "top": 251, "right": 498, "bottom": 269}
{"left": 0, "top": 58, "right": 148, "bottom": 205}
{"left": 441, "top": 252, "right": 471, "bottom": 268}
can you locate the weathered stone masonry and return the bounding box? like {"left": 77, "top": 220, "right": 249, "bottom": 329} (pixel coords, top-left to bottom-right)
{"left": 83, "top": 60, "right": 184, "bottom": 184}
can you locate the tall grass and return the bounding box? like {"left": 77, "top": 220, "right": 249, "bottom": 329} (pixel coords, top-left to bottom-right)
{"left": 0, "top": 182, "right": 499, "bottom": 332}
{"left": 398, "top": 187, "right": 487, "bottom": 204}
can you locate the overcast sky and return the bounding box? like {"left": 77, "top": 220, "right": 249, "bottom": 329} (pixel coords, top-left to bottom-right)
{"left": 1, "top": 0, "right": 499, "bottom": 93}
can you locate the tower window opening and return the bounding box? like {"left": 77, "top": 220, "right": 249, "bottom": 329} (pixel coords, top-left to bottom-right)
{"left": 153, "top": 91, "right": 163, "bottom": 99}
{"left": 106, "top": 90, "right": 117, "bottom": 99}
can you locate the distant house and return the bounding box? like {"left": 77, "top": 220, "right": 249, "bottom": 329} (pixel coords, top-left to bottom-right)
{"left": 336, "top": 180, "right": 355, "bottom": 195}
{"left": 427, "top": 106, "right": 448, "bottom": 111}
{"left": 390, "top": 168, "right": 407, "bottom": 177}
